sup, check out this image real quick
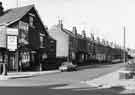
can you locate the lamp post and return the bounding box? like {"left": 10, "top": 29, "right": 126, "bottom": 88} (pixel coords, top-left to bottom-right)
{"left": 16, "top": 0, "right": 18, "bottom": 8}
{"left": 123, "top": 26, "right": 126, "bottom": 64}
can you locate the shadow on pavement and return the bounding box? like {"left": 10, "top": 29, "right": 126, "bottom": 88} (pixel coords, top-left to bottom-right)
{"left": 0, "top": 84, "right": 133, "bottom": 95}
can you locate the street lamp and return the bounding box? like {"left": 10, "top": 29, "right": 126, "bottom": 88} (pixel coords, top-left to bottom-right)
{"left": 123, "top": 26, "right": 126, "bottom": 64}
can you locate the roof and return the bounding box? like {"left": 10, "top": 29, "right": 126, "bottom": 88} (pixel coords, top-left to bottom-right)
{"left": 63, "top": 28, "right": 84, "bottom": 39}
{"left": 49, "top": 24, "right": 84, "bottom": 39}
{"left": 63, "top": 28, "right": 76, "bottom": 37}
{"left": 0, "top": 5, "right": 34, "bottom": 25}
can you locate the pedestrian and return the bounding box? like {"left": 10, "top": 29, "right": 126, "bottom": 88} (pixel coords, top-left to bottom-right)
{"left": 19, "top": 55, "right": 22, "bottom": 72}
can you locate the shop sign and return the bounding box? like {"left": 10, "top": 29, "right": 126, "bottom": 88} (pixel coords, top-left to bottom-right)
{"left": 7, "top": 35, "right": 17, "bottom": 51}
{"left": 0, "top": 26, "right": 6, "bottom": 48}
{"left": 19, "top": 21, "right": 29, "bottom": 45}
{"left": 7, "top": 28, "right": 18, "bottom": 35}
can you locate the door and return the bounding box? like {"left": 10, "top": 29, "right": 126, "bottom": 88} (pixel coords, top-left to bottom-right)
{"left": 8, "top": 52, "right": 15, "bottom": 71}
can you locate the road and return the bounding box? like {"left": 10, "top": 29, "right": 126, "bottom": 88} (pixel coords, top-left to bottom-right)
{"left": 0, "top": 63, "right": 132, "bottom": 95}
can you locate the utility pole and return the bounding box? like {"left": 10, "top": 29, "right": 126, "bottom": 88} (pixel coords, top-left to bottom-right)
{"left": 16, "top": 0, "right": 36, "bottom": 8}
{"left": 123, "top": 26, "right": 126, "bottom": 64}
{"left": 16, "top": 0, "right": 18, "bottom": 8}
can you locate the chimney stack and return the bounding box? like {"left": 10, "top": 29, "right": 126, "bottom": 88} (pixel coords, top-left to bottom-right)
{"left": 72, "top": 26, "right": 77, "bottom": 35}
{"left": 82, "top": 30, "right": 86, "bottom": 38}
{"left": 0, "top": 2, "right": 3, "bottom": 16}
{"left": 58, "top": 19, "right": 63, "bottom": 29}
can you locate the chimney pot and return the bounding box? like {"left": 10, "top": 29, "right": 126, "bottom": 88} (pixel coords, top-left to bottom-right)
{"left": 72, "top": 26, "right": 77, "bottom": 35}
{"left": 58, "top": 19, "right": 63, "bottom": 29}
{"left": 82, "top": 30, "right": 86, "bottom": 38}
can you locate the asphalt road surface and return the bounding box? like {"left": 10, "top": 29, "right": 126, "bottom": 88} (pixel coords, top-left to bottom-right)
{"left": 0, "top": 63, "right": 133, "bottom": 95}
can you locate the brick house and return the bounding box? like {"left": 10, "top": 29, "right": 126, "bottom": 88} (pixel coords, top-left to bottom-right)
{"left": 48, "top": 20, "right": 78, "bottom": 62}
{"left": 48, "top": 20, "right": 90, "bottom": 64}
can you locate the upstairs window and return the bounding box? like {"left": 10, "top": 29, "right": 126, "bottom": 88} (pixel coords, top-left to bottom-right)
{"left": 40, "top": 36, "right": 44, "bottom": 48}
{"left": 29, "top": 16, "right": 34, "bottom": 27}
{"left": 29, "top": 13, "right": 35, "bottom": 28}
{"left": 40, "top": 33, "right": 45, "bottom": 48}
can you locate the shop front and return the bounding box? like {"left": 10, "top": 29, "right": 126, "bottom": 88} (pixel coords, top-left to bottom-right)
{"left": 37, "top": 48, "right": 47, "bottom": 71}
{"left": 8, "top": 51, "right": 15, "bottom": 71}
{"left": 6, "top": 28, "right": 18, "bottom": 71}
{"left": 0, "top": 48, "right": 8, "bottom": 75}
{"left": 0, "top": 26, "right": 9, "bottom": 75}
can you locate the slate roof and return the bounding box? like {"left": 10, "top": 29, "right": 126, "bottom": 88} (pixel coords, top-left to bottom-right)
{"left": 0, "top": 5, "right": 34, "bottom": 25}
{"left": 63, "top": 28, "right": 76, "bottom": 37}
{"left": 49, "top": 24, "right": 85, "bottom": 39}
{"left": 63, "top": 28, "right": 84, "bottom": 39}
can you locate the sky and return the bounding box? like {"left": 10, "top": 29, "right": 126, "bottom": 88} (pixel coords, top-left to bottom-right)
{"left": 0, "top": 0, "right": 135, "bottom": 49}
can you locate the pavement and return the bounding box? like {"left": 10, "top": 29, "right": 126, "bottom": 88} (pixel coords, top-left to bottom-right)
{"left": 0, "top": 70, "right": 60, "bottom": 80}
{"left": 1, "top": 63, "right": 134, "bottom": 91}
{"left": 82, "top": 67, "right": 135, "bottom": 90}
{"left": 0, "top": 63, "right": 123, "bottom": 81}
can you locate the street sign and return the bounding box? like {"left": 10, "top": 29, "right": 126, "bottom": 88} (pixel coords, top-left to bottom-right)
{"left": 7, "top": 28, "right": 18, "bottom": 35}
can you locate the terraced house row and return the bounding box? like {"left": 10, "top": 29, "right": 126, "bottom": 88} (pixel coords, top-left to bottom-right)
{"left": 0, "top": 3, "right": 126, "bottom": 72}
{"left": 48, "top": 20, "right": 125, "bottom": 66}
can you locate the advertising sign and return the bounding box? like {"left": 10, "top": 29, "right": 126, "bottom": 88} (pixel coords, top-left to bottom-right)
{"left": 7, "top": 35, "right": 17, "bottom": 51}
{"left": 0, "top": 26, "right": 6, "bottom": 48}
{"left": 7, "top": 28, "right": 18, "bottom": 35}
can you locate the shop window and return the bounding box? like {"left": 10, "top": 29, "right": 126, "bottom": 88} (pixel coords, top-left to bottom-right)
{"left": 71, "top": 52, "right": 76, "bottom": 60}
{"left": 20, "top": 52, "right": 30, "bottom": 67}
{"left": 42, "top": 53, "right": 47, "bottom": 60}
{"left": 0, "top": 51, "right": 8, "bottom": 64}
{"left": 50, "top": 40, "right": 54, "bottom": 43}
{"left": 0, "top": 53, "right": 3, "bottom": 62}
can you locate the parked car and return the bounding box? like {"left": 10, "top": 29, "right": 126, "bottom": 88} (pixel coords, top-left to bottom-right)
{"left": 59, "top": 61, "right": 77, "bottom": 72}
{"left": 126, "top": 59, "right": 135, "bottom": 64}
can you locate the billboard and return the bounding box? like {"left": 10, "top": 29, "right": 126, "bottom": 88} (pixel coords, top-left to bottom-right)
{"left": 6, "top": 28, "right": 18, "bottom": 51}
{"left": 7, "top": 35, "right": 17, "bottom": 51}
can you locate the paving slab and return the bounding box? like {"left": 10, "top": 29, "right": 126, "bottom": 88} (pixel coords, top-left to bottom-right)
{"left": 82, "top": 68, "right": 135, "bottom": 90}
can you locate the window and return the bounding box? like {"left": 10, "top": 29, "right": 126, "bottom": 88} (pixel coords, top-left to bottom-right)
{"left": 40, "top": 36, "right": 44, "bottom": 48}
{"left": 29, "top": 16, "right": 34, "bottom": 27}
